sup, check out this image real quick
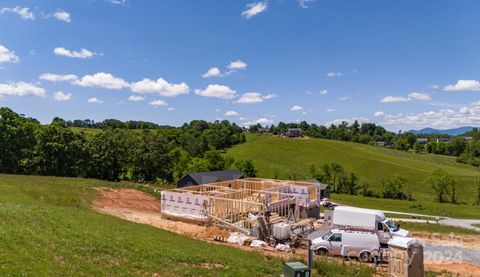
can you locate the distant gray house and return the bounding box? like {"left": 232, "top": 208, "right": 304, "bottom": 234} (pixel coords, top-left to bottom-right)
{"left": 176, "top": 170, "right": 244, "bottom": 188}
{"left": 258, "top": 127, "right": 271, "bottom": 134}
{"left": 416, "top": 138, "right": 428, "bottom": 144}
{"left": 286, "top": 128, "right": 302, "bottom": 138}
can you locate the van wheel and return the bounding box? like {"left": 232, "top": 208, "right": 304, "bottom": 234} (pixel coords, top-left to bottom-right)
{"left": 316, "top": 249, "right": 329, "bottom": 256}
{"left": 358, "top": 252, "right": 371, "bottom": 263}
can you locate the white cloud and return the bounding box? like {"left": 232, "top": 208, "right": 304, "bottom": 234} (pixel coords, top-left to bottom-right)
{"left": 54, "top": 47, "right": 96, "bottom": 59}
{"left": 262, "top": 93, "right": 276, "bottom": 99}
{"left": 39, "top": 73, "right": 78, "bottom": 82}
{"left": 128, "top": 95, "right": 144, "bottom": 102}
{"left": 202, "top": 67, "right": 221, "bottom": 78}
{"left": 195, "top": 84, "right": 237, "bottom": 99}
{"left": 374, "top": 111, "right": 384, "bottom": 117}
{"left": 241, "top": 1, "right": 267, "bottom": 19}
{"left": 237, "top": 92, "right": 263, "bottom": 104}
{"left": 380, "top": 96, "right": 410, "bottom": 103}
{"left": 130, "top": 78, "right": 189, "bottom": 97}
{"left": 149, "top": 99, "right": 168, "bottom": 107}
{"left": 319, "top": 89, "right": 328, "bottom": 95}
{"left": 0, "top": 45, "right": 19, "bottom": 64}
{"left": 73, "top": 72, "right": 129, "bottom": 90}
{"left": 241, "top": 117, "right": 273, "bottom": 126}
{"left": 381, "top": 92, "right": 431, "bottom": 103}
{"left": 224, "top": 110, "right": 239, "bottom": 117}
{"left": 87, "top": 97, "right": 103, "bottom": 104}
{"left": 326, "top": 117, "right": 370, "bottom": 126}
{"left": 53, "top": 91, "right": 72, "bottom": 101}
{"left": 444, "top": 80, "right": 480, "bottom": 92}
{"left": 429, "top": 84, "right": 439, "bottom": 90}
{"left": 380, "top": 101, "right": 480, "bottom": 129}
{"left": 290, "top": 105, "right": 303, "bottom": 111}
{"left": 298, "top": 0, "right": 314, "bottom": 8}
{"left": 407, "top": 92, "right": 431, "bottom": 101}
{"left": 0, "top": 6, "right": 34, "bottom": 20}
{"left": 326, "top": 108, "right": 336, "bottom": 112}
{"left": 326, "top": 72, "right": 342, "bottom": 78}
{"left": 108, "top": 0, "right": 129, "bottom": 6}
{"left": 0, "top": 82, "right": 45, "bottom": 97}
{"left": 305, "top": 91, "right": 312, "bottom": 95}
{"left": 167, "top": 107, "right": 175, "bottom": 111}
{"left": 338, "top": 96, "right": 351, "bottom": 101}
{"left": 227, "top": 60, "right": 247, "bottom": 70}
{"left": 52, "top": 10, "right": 70, "bottom": 22}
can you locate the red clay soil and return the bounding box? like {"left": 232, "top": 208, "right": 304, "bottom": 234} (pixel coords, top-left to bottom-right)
{"left": 93, "top": 188, "right": 161, "bottom": 212}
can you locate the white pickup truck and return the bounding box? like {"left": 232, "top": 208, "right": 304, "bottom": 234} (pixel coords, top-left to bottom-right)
{"left": 332, "top": 206, "right": 410, "bottom": 244}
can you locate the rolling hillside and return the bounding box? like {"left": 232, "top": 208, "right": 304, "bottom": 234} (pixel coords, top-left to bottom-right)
{"left": 227, "top": 135, "right": 480, "bottom": 218}
{"left": 0, "top": 174, "right": 283, "bottom": 276}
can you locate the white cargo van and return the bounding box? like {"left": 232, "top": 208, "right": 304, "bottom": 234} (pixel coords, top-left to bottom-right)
{"left": 332, "top": 206, "right": 410, "bottom": 244}
{"left": 311, "top": 229, "right": 380, "bottom": 262}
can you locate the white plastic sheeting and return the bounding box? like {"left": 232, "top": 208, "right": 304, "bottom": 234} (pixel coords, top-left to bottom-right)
{"left": 250, "top": 240, "right": 268, "bottom": 248}
{"left": 161, "top": 191, "right": 209, "bottom": 221}
{"left": 227, "top": 232, "right": 249, "bottom": 245}
{"left": 275, "top": 243, "right": 291, "bottom": 252}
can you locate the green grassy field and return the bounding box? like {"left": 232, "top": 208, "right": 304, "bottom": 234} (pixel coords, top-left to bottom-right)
{"left": 227, "top": 134, "right": 480, "bottom": 219}
{"left": 0, "top": 174, "right": 284, "bottom": 276}
{"left": 397, "top": 222, "right": 480, "bottom": 235}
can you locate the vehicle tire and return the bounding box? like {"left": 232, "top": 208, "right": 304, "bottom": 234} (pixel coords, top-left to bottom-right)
{"left": 316, "top": 248, "right": 329, "bottom": 256}
{"left": 358, "top": 251, "right": 372, "bottom": 263}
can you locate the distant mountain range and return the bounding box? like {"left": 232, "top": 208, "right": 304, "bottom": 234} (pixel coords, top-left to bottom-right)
{"left": 408, "top": 126, "right": 476, "bottom": 136}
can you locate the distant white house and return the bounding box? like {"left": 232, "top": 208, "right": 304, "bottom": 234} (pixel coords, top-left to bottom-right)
{"left": 465, "top": 136, "right": 473, "bottom": 142}
{"left": 374, "top": 141, "right": 386, "bottom": 147}
{"left": 436, "top": 138, "right": 452, "bottom": 143}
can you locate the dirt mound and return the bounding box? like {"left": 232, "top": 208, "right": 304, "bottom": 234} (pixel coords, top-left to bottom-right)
{"left": 93, "top": 188, "right": 161, "bottom": 212}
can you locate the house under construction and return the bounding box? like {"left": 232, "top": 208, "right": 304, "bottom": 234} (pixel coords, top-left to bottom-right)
{"left": 160, "top": 178, "right": 328, "bottom": 234}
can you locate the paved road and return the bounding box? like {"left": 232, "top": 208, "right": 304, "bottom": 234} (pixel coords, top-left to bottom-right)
{"left": 383, "top": 210, "right": 480, "bottom": 232}
{"left": 424, "top": 243, "right": 480, "bottom": 265}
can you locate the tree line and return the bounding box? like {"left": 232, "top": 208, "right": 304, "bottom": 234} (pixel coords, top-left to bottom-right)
{"left": 309, "top": 163, "right": 412, "bottom": 201}
{"left": 0, "top": 107, "right": 256, "bottom": 183}
{"left": 309, "top": 162, "right": 480, "bottom": 206}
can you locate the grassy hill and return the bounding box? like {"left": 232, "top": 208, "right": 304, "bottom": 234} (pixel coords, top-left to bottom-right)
{"left": 227, "top": 134, "right": 480, "bottom": 218}
{"left": 0, "top": 174, "right": 283, "bottom": 276}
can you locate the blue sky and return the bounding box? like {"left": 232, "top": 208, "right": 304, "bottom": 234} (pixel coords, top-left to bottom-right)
{"left": 1, "top": 0, "right": 480, "bottom": 131}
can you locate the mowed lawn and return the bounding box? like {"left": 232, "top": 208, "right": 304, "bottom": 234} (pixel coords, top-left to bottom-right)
{"left": 0, "top": 174, "right": 283, "bottom": 276}
{"left": 227, "top": 135, "right": 480, "bottom": 219}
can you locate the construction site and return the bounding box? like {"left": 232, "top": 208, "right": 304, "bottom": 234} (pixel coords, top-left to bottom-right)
{"left": 160, "top": 178, "right": 325, "bottom": 240}
{"left": 91, "top": 177, "right": 480, "bottom": 276}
